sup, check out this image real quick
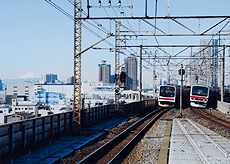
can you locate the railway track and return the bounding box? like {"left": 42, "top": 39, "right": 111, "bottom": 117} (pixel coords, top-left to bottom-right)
{"left": 192, "top": 108, "right": 230, "bottom": 129}
{"left": 122, "top": 108, "right": 230, "bottom": 163}
{"left": 169, "top": 118, "right": 230, "bottom": 163}
{"left": 78, "top": 107, "right": 168, "bottom": 164}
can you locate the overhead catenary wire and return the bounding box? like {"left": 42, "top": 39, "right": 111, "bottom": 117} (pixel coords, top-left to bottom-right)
{"left": 82, "top": 1, "right": 142, "bottom": 57}
{"left": 46, "top": 1, "right": 230, "bottom": 85}
{"left": 181, "top": 19, "right": 230, "bottom": 68}
{"left": 46, "top": 0, "right": 114, "bottom": 47}
{"left": 97, "top": 1, "right": 158, "bottom": 72}
{"left": 46, "top": 0, "right": 163, "bottom": 86}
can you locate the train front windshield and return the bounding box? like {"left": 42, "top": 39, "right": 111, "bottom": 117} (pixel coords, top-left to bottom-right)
{"left": 160, "top": 86, "right": 175, "bottom": 97}
{"left": 192, "top": 86, "right": 208, "bottom": 96}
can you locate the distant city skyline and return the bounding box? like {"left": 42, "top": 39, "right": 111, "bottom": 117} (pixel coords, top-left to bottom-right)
{"left": 41, "top": 73, "right": 58, "bottom": 84}
{"left": 1, "top": 1, "right": 230, "bottom": 86}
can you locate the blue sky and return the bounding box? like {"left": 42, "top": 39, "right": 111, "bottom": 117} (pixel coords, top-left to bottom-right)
{"left": 1, "top": 0, "right": 230, "bottom": 84}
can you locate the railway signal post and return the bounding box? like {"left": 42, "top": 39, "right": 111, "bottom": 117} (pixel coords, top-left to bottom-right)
{"left": 120, "top": 67, "right": 127, "bottom": 89}
{"left": 178, "top": 64, "right": 185, "bottom": 117}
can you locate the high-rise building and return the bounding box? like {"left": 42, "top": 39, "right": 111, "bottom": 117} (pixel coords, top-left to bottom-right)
{"left": 124, "top": 57, "right": 137, "bottom": 90}
{"left": 202, "top": 39, "right": 218, "bottom": 87}
{"left": 67, "top": 76, "right": 74, "bottom": 84}
{"left": 0, "top": 79, "right": 2, "bottom": 91}
{"left": 190, "top": 39, "right": 218, "bottom": 87}
{"left": 98, "top": 60, "right": 111, "bottom": 84}
{"left": 41, "top": 73, "right": 58, "bottom": 84}
{"left": 110, "top": 74, "right": 115, "bottom": 84}
{"left": 190, "top": 51, "right": 201, "bottom": 85}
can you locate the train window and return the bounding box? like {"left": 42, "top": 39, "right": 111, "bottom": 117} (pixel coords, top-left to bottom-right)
{"left": 160, "top": 86, "right": 175, "bottom": 97}
{"left": 192, "top": 86, "right": 208, "bottom": 96}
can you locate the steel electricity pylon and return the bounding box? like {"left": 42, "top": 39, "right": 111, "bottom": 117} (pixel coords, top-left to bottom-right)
{"left": 73, "top": 0, "right": 81, "bottom": 135}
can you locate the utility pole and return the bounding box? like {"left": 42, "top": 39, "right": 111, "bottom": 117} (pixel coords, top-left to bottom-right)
{"left": 139, "top": 45, "right": 142, "bottom": 101}
{"left": 221, "top": 45, "right": 225, "bottom": 102}
{"left": 153, "top": 51, "right": 157, "bottom": 98}
{"left": 145, "top": 0, "right": 147, "bottom": 17}
{"left": 130, "top": 0, "right": 133, "bottom": 17}
{"left": 167, "top": 60, "right": 170, "bottom": 84}
{"left": 167, "top": 0, "right": 170, "bottom": 34}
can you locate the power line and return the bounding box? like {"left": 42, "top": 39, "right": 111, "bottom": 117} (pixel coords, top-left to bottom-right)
{"left": 46, "top": 0, "right": 114, "bottom": 47}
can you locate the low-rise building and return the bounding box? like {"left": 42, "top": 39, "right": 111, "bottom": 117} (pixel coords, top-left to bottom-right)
{"left": 0, "top": 105, "right": 11, "bottom": 125}
{"left": 11, "top": 99, "right": 38, "bottom": 117}
{"left": 34, "top": 91, "right": 65, "bottom": 106}
{"left": 34, "top": 84, "right": 73, "bottom": 99}
{"left": 5, "top": 113, "right": 35, "bottom": 124}
{"left": 67, "top": 76, "right": 74, "bottom": 84}
{"left": 6, "top": 82, "right": 34, "bottom": 100}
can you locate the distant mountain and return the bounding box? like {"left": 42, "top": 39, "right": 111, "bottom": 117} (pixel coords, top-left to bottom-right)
{"left": 2, "top": 78, "right": 40, "bottom": 84}
{"left": 19, "top": 72, "right": 40, "bottom": 79}
{"left": 2, "top": 72, "right": 40, "bottom": 84}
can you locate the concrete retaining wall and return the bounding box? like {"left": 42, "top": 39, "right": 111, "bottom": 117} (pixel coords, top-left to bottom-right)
{"left": 217, "top": 101, "right": 230, "bottom": 114}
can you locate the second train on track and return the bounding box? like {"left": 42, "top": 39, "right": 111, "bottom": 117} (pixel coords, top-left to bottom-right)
{"left": 158, "top": 84, "right": 221, "bottom": 108}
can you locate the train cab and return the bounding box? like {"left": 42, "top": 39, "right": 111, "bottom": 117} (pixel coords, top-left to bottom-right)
{"left": 190, "top": 85, "right": 209, "bottom": 108}
{"left": 158, "top": 85, "right": 176, "bottom": 107}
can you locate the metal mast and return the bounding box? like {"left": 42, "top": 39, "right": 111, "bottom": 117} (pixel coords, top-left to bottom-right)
{"left": 180, "top": 64, "right": 183, "bottom": 117}
{"left": 115, "top": 20, "right": 121, "bottom": 115}
{"left": 221, "top": 45, "right": 225, "bottom": 102}
{"left": 139, "top": 45, "right": 142, "bottom": 101}
{"left": 73, "top": 0, "right": 81, "bottom": 135}
{"left": 167, "top": 60, "right": 170, "bottom": 84}
{"left": 153, "top": 51, "right": 157, "bottom": 98}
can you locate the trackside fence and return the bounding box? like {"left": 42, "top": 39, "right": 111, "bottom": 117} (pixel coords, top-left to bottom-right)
{"left": 0, "top": 99, "right": 156, "bottom": 158}
{"left": 0, "top": 112, "right": 72, "bottom": 158}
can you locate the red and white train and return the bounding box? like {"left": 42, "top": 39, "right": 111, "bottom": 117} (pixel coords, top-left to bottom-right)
{"left": 190, "top": 85, "right": 221, "bottom": 108}
{"left": 158, "top": 85, "right": 177, "bottom": 107}
{"left": 158, "top": 84, "right": 221, "bottom": 108}
{"left": 158, "top": 85, "right": 190, "bottom": 108}
{"left": 190, "top": 85, "right": 209, "bottom": 108}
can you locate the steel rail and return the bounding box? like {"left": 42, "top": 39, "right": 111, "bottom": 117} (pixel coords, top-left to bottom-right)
{"left": 108, "top": 108, "right": 168, "bottom": 164}
{"left": 192, "top": 108, "right": 230, "bottom": 129}
{"left": 199, "top": 108, "right": 230, "bottom": 126}
{"left": 176, "top": 118, "right": 209, "bottom": 164}
{"left": 187, "top": 118, "right": 230, "bottom": 159}
{"left": 78, "top": 108, "right": 168, "bottom": 164}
